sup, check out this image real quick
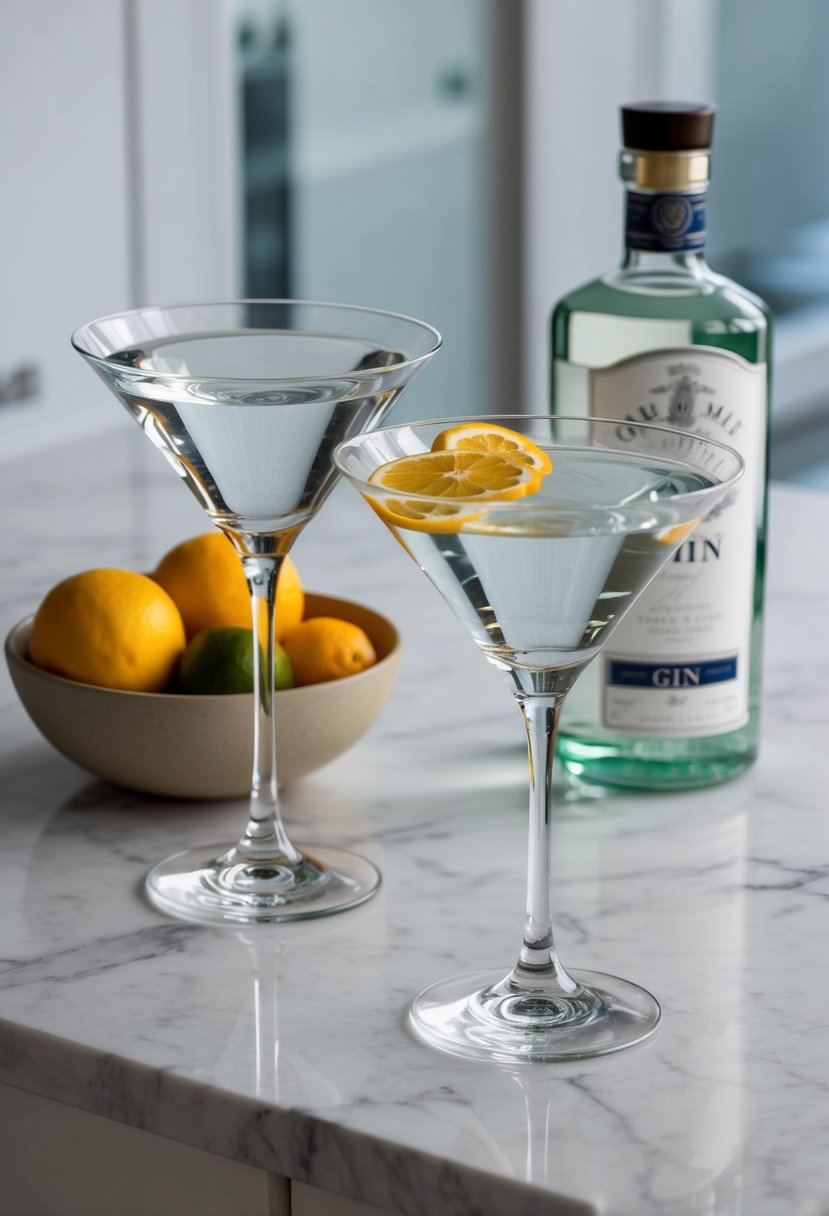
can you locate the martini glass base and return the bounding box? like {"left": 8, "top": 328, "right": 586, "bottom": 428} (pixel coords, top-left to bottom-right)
{"left": 409, "top": 968, "right": 661, "bottom": 1062}
{"left": 145, "top": 842, "right": 380, "bottom": 925}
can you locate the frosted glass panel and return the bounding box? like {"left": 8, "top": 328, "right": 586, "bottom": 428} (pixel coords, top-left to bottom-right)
{"left": 236, "top": 0, "right": 492, "bottom": 424}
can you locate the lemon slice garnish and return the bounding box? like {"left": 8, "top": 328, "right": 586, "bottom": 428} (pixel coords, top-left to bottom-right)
{"left": 368, "top": 498, "right": 486, "bottom": 534}
{"left": 369, "top": 449, "right": 543, "bottom": 500}
{"left": 655, "top": 519, "right": 701, "bottom": 545}
{"left": 366, "top": 449, "right": 544, "bottom": 534}
{"left": 431, "top": 422, "right": 553, "bottom": 476}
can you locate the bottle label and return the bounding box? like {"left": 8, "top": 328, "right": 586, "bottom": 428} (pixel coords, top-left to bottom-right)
{"left": 626, "top": 189, "right": 706, "bottom": 253}
{"left": 589, "top": 347, "right": 766, "bottom": 737}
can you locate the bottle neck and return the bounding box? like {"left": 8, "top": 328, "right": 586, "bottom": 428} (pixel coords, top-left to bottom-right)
{"left": 621, "top": 181, "right": 710, "bottom": 279}
{"left": 621, "top": 246, "right": 708, "bottom": 275}
{"left": 624, "top": 181, "right": 707, "bottom": 250}
{"left": 614, "top": 148, "right": 712, "bottom": 284}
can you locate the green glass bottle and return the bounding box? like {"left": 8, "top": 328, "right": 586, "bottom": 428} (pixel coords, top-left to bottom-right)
{"left": 550, "top": 102, "right": 771, "bottom": 790}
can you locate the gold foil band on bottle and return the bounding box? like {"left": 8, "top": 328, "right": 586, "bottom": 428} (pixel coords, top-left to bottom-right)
{"left": 619, "top": 150, "right": 710, "bottom": 191}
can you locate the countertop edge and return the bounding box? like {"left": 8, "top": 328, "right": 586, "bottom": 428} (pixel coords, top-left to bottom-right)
{"left": 0, "top": 1015, "right": 595, "bottom": 1216}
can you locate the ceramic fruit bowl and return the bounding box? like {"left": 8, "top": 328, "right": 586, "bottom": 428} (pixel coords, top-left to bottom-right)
{"left": 5, "top": 593, "right": 400, "bottom": 800}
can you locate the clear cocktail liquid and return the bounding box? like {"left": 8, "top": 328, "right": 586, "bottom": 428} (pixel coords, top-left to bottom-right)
{"left": 110, "top": 331, "right": 403, "bottom": 532}
{"left": 388, "top": 446, "right": 714, "bottom": 673}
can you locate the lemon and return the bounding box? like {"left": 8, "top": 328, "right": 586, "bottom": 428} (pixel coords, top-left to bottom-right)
{"left": 29, "top": 569, "right": 186, "bottom": 692}
{"left": 153, "top": 533, "right": 304, "bottom": 644}
{"left": 282, "top": 617, "right": 377, "bottom": 686}
{"left": 178, "top": 627, "right": 294, "bottom": 696}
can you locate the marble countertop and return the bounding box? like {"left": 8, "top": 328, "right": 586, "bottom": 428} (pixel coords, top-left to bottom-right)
{"left": 1, "top": 422, "right": 828, "bottom": 1216}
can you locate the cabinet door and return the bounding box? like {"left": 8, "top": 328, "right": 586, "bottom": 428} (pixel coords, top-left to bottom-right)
{"left": 0, "top": 1083, "right": 288, "bottom": 1216}
{"left": 292, "top": 1180, "right": 396, "bottom": 1216}
{"left": 0, "top": 0, "right": 132, "bottom": 460}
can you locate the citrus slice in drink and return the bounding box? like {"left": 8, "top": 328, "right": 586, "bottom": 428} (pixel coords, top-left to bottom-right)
{"left": 369, "top": 449, "right": 543, "bottom": 500}
{"left": 367, "top": 449, "right": 544, "bottom": 533}
{"left": 431, "top": 422, "right": 553, "bottom": 476}
{"left": 655, "top": 518, "right": 700, "bottom": 545}
{"left": 368, "top": 497, "right": 487, "bottom": 534}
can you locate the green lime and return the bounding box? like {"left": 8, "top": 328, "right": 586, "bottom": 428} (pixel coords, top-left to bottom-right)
{"left": 178, "top": 627, "right": 294, "bottom": 695}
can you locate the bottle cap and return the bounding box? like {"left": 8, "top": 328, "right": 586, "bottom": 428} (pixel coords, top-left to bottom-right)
{"left": 621, "top": 102, "right": 716, "bottom": 151}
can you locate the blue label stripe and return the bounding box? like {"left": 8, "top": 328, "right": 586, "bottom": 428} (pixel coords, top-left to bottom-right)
{"left": 626, "top": 190, "right": 707, "bottom": 253}
{"left": 608, "top": 657, "right": 738, "bottom": 689}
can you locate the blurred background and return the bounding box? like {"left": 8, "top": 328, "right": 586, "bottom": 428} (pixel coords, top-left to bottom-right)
{"left": 3, "top": 0, "right": 829, "bottom": 487}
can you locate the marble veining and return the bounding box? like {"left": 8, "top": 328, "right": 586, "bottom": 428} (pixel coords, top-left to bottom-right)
{"left": 1, "top": 425, "right": 828, "bottom": 1215}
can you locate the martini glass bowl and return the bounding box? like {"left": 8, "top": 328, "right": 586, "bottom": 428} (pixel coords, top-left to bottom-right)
{"left": 335, "top": 415, "right": 743, "bottom": 1062}
{"left": 72, "top": 301, "right": 440, "bottom": 925}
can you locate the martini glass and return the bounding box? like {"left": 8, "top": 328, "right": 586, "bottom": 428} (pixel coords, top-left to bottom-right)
{"left": 72, "top": 301, "right": 440, "bottom": 925}
{"left": 335, "top": 415, "right": 743, "bottom": 1061}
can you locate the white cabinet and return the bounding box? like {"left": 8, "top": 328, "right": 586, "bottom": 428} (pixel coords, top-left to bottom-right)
{"left": 0, "top": 0, "right": 133, "bottom": 461}
{"left": 0, "top": 0, "right": 241, "bottom": 463}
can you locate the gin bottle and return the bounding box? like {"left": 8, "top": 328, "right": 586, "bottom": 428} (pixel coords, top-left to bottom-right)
{"left": 550, "top": 102, "right": 770, "bottom": 790}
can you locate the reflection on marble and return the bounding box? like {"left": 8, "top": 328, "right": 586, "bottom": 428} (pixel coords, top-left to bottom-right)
{"left": 1, "top": 431, "right": 829, "bottom": 1214}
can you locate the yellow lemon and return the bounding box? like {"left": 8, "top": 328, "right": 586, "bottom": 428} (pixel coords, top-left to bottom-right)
{"left": 29, "top": 569, "right": 186, "bottom": 692}
{"left": 282, "top": 617, "right": 377, "bottom": 686}
{"left": 152, "top": 532, "right": 304, "bottom": 644}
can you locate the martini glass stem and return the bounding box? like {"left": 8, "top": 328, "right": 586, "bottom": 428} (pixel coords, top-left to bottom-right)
{"left": 237, "top": 554, "right": 301, "bottom": 865}
{"left": 510, "top": 693, "right": 579, "bottom": 995}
